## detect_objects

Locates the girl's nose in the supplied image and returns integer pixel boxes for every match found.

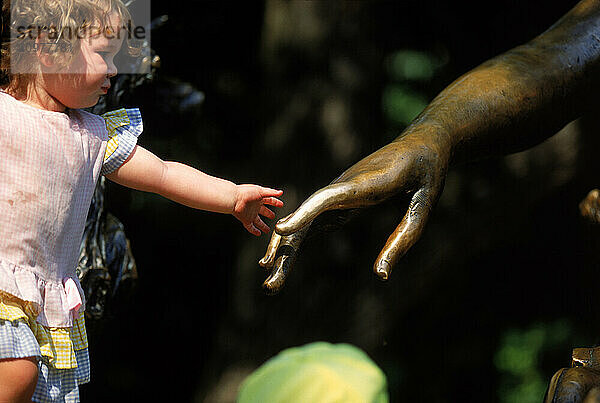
[107,61,118,78]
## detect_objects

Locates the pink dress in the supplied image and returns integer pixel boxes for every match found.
[0,90,141,327]
[0,90,141,401]
[0,91,108,327]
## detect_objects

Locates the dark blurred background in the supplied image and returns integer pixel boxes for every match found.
[80,1,600,402]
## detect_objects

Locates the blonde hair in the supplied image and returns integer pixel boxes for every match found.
[1,0,135,97]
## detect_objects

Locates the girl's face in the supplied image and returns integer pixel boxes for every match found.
[42,13,124,110]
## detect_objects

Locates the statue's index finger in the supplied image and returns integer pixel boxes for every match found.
[275,183,352,235]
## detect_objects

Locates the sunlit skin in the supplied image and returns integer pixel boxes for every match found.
[24,14,124,112]
[1,10,283,401]
[13,12,284,236]
[259,0,600,294]
[0,357,38,402]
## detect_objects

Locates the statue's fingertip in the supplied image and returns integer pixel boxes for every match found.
[262,276,283,295]
[275,221,291,235]
[374,260,391,281]
[258,256,272,269]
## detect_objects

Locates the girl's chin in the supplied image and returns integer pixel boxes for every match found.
[74,96,102,109]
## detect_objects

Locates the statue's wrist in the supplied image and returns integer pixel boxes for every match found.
[393,120,454,164]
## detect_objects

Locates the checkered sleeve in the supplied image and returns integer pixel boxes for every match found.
[100,108,143,175]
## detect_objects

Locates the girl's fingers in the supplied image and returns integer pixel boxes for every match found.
[373,187,434,280]
[260,187,284,197]
[246,222,261,237]
[254,217,271,234]
[263,197,284,208]
[259,206,276,220]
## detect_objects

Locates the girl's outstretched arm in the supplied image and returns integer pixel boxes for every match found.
[105,145,283,236]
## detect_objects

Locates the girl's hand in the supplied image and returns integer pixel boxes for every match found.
[233,185,284,236]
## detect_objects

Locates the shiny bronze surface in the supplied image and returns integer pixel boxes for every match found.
[545,347,600,402]
[260,0,600,294]
[580,189,600,223]
[573,347,600,369]
[259,224,310,295]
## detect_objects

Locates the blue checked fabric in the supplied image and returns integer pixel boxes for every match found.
[100,108,143,175]
[0,318,40,359]
[0,319,90,403]
[33,349,90,403]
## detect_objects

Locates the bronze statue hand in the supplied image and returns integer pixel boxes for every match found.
[259,125,451,293]
[259,225,309,295]
[260,0,600,294]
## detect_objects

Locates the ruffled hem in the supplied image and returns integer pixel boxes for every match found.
[34,348,90,403]
[0,293,88,370]
[0,317,41,360]
[100,108,143,175]
[0,316,90,402]
[0,260,85,327]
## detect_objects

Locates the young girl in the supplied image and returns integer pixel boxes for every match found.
[0,0,283,401]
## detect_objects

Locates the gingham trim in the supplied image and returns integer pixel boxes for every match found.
[0,319,90,403]
[0,318,41,360]
[0,292,87,369]
[100,108,143,175]
[33,349,90,403]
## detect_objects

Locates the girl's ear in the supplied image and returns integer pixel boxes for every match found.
[37,51,53,68]
[38,53,55,68]
[35,34,56,69]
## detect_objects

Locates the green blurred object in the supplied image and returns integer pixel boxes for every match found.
[382,85,429,126]
[494,320,572,403]
[387,50,438,82]
[382,49,445,130]
[237,342,389,403]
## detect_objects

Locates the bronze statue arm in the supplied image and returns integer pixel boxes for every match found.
[420,0,600,161]
[260,0,600,294]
